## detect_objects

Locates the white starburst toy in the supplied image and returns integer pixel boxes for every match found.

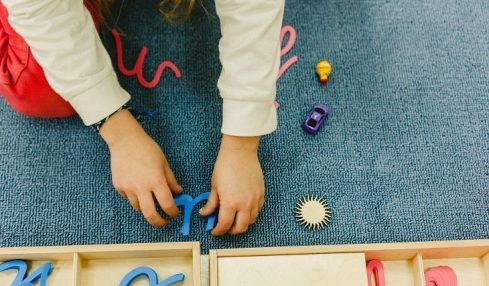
[295,195,332,230]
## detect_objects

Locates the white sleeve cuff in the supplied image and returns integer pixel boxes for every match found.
[68,72,131,126]
[221,99,277,136]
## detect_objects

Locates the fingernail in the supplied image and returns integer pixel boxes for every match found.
[199,208,204,215]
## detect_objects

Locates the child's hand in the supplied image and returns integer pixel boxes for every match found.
[200,135,265,236]
[100,109,182,227]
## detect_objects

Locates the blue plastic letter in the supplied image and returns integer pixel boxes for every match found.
[174,192,217,236]
[0,260,53,286]
[119,266,184,286]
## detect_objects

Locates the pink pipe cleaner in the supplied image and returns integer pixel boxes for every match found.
[277,25,299,81]
[366,260,386,286]
[275,25,298,108]
[425,266,458,286]
[112,29,181,89]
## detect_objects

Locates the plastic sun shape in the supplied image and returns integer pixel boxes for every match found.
[295,195,332,230]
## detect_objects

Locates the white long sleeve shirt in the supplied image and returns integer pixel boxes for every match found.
[3,0,284,136]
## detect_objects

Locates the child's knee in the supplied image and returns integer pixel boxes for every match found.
[0,36,75,118]
[0,67,76,118]
[0,2,75,118]
[0,1,101,118]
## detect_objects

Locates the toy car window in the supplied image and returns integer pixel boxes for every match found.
[314,108,326,115]
[307,118,318,127]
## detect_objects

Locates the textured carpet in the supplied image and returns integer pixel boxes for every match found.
[0,0,488,253]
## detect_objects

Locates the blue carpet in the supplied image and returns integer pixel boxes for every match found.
[0,0,488,253]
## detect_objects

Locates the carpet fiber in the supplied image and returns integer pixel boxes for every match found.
[0,0,488,253]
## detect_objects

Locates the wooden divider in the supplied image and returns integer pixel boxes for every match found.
[73,253,82,286]
[413,253,427,286]
[483,253,489,286]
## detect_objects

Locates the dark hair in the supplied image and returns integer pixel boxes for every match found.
[90,0,195,23]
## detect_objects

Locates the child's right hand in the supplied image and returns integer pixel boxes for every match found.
[99,109,182,227]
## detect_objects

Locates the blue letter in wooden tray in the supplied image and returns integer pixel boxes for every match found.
[120,266,184,286]
[174,192,217,236]
[0,260,53,286]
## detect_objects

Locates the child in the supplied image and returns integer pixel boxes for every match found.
[0,0,284,236]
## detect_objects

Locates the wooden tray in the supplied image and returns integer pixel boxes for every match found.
[1,239,488,285]
[209,240,489,286]
[0,242,201,286]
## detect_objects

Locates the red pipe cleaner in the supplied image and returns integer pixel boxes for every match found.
[112,29,181,89]
[425,266,458,286]
[366,260,386,286]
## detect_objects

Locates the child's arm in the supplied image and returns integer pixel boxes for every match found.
[200,0,285,235]
[3,0,128,125]
[3,0,181,227]
[215,0,285,137]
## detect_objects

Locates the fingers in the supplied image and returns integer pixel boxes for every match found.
[200,189,219,216]
[126,193,140,211]
[250,207,259,225]
[250,192,264,225]
[259,196,265,209]
[164,164,182,194]
[139,192,168,227]
[116,189,128,199]
[153,187,180,218]
[211,208,236,236]
[228,211,251,235]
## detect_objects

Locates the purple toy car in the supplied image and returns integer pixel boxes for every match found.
[302,102,330,135]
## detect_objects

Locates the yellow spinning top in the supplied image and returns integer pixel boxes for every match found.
[316,60,332,84]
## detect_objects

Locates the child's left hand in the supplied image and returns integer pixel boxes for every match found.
[200,135,265,236]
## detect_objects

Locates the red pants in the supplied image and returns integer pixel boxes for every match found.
[0,1,100,118]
